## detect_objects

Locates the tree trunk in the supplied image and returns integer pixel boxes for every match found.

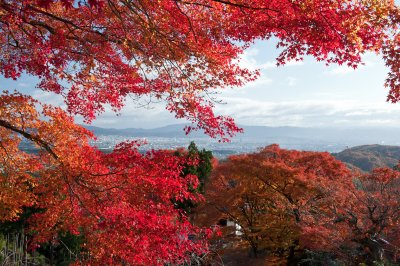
[286,239,299,266]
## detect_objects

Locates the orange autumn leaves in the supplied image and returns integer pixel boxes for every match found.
[0,91,91,221]
[201,145,400,263]
[0,92,208,265]
[201,145,352,256]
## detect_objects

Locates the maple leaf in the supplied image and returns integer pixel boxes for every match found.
[0,0,399,264]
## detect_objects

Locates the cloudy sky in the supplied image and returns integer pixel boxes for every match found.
[214,39,400,129]
[2,39,400,130]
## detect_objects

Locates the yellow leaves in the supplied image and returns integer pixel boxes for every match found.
[123,38,129,48]
[270,183,279,190]
[362,0,393,9]
[0,7,6,16]
[135,60,142,67]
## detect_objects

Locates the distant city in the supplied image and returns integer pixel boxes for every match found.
[19,124,400,158]
[84,124,400,158]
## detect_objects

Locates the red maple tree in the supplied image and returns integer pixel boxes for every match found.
[0,0,399,264]
[328,168,400,264]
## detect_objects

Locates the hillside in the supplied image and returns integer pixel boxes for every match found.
[333,144,400,172]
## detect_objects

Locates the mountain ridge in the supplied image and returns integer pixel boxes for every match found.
[83,124,400,143]
[332,144,400,172]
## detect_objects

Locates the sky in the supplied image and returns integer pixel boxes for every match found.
[215,40,399,129]
[2,39,400,130]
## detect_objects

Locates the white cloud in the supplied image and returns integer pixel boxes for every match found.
[86,98,179,129]
[325,55,375,76]
[285,59,305,67]
[214,97,400,128]
[31,90,65,107]
[249,75,273,87]
[237,47,260,70]
[238,47,304,71]
[287,77,297,87]
[17,82,30,88]
[259,61,276,69]
[326,65,356,76]
[251,59,304,70]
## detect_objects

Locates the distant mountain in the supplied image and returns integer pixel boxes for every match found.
[84,124,200,138]
[82,125,400,160]
[84,124,400,144]
[332,144,400,172]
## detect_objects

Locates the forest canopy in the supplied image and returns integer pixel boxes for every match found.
[1,0,400,264]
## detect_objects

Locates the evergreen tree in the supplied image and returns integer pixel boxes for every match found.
[174,142,213,214]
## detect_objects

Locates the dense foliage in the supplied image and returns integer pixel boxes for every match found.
[201,145,354,262]
[1,0,399,138]
[201,145,400,265]
[1,0,400,264]
[172,142,214,215]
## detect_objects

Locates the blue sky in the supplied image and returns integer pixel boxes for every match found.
[3,39,400,129]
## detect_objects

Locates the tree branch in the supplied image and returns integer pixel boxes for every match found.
[0,119,58,160]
